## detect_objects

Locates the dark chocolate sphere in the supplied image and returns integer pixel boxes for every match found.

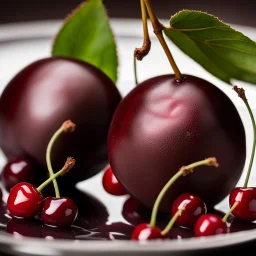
[108,75,246,212]
[0,57,121,184]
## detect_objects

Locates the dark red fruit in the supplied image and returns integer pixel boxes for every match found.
[171,193,206,228]
[0,57,121,184]
[7,182,43,218]
[122,197,151,225]
[6,218,42,238]
[102,166,127,196]
[108,75,245,212]
[229,187,256,221]
[131,223,168,240]
[0,188,2,202]
[41,197,78,227]
[194,214,228,237]
[2,157,43,191]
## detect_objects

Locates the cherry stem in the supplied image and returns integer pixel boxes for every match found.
[134,0,151,61]
[149,157,219,227]
[134,57,138,85]
[161,207,185,236]
[37,157,75,193]
[233,86,256,188]
[46,120,76,198]
[222,201,239,223]
[143,0,183,81]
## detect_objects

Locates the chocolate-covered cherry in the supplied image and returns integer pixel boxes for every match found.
[194,214,228,237]
[2,157,43,191]
[228,87,256,221]
[0,57,121,184]
[7,157,75,218]
[171,193,206,228]
[102,166,127,196]
[108,75,245,212]
[41,197,78,227]
[132,223,167,240]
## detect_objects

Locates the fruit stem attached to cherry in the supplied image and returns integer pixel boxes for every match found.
[37,157,75,193]
[46,120,76,198]
[161,206,186,236]
[150,157,219,227]
[222,201,239,223]
[143,0,183,81]
[233,86,256,188]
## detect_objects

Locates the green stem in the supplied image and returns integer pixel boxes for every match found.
[222,201,239,223]
[134,56,138,85]
[243,100,256,188]
[46,126,64,198]
[161,208,184,236]
[149,158,218,227]
[37,168,65,193]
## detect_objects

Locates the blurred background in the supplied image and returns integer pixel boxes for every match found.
[1,0,256,27]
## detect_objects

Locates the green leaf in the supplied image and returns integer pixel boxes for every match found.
[164,10,256,84]
[52,0,118,83]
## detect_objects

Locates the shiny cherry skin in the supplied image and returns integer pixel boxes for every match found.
[131,223,168,240]
[0,188,2,202]
[2,157,43,191]
[108,75,245,212]
[171,193,207,228]
[7,182,43,218]
[122,197,151,225]
[102,166,127,196]
[194,214,228,237]
[41,197,78,227]
[0,57,121,185]
[229,187,256,221]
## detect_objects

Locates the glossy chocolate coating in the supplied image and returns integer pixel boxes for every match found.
[108,75,246,212]
[0,57,121,184]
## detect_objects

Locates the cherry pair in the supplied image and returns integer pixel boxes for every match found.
[7,120,78,228]
[132,157,218,240]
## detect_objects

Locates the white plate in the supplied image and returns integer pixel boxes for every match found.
[0,19,256,256]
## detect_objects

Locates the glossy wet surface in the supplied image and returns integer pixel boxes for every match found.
[1,172,256,241]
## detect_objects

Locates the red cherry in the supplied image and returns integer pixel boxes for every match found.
[194,214,228,237]
[171,193,207,228]
[0,188,2,202]
[102,167,127,196]
[131,223,168,240]
[41,197,78,227]
[229,187,256,221]
[2,157,43,191]
[7,182,43,218]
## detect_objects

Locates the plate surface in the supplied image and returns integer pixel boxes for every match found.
[0,19,256,256]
